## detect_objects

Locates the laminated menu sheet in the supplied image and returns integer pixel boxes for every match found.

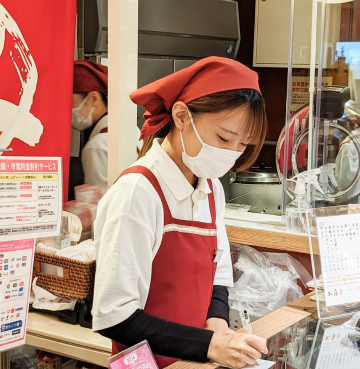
[317,214,360,307]
[0,157,62,241]
[0,239,34,350]
[315,325,360,369]
[109,340,158,369]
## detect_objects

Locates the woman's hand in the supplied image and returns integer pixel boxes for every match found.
[207,332,268,368]
[205,317,236,336]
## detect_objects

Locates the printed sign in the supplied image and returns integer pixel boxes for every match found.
[0,157,62,241]
[109,341,158,369]
[315,325,360,369]
[0,239,34,350]
[290,76,333,115]
[317,214,360,307]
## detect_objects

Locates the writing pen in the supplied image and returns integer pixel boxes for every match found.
[243,310,252,334]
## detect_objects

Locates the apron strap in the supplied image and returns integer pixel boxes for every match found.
[117,166,172,219]
[206,179,216,226]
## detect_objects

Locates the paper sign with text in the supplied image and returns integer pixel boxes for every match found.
[0,157,62,242]
[317,214,360,307]
[315,325,360,369]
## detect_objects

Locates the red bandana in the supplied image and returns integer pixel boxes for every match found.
[130,56,261,140]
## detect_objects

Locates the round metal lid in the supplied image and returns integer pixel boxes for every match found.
[235,166,280,184]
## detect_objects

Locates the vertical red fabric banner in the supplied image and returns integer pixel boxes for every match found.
[0,1,77,202]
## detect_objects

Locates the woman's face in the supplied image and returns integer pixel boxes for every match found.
[72,93,93,118]
[181,106,252,158]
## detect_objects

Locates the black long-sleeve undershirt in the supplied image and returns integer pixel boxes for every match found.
[99,285,229,362]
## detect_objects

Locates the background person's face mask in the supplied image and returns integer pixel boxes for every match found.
[71,95,95,131]
[180,109,243,179]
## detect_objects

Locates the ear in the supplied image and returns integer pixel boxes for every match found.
[88,91,102,106]
[172,101,189,131]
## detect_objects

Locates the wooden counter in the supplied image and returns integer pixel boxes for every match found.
[167,303,313,369]
[225,215,319,255]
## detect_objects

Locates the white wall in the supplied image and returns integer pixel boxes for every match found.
[107,0,138,185]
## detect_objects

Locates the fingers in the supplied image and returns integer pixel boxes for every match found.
[244,334,268,354]
[243,345,262,361]
[242,353,257,366]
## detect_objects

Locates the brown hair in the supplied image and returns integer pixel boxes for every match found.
[138,89,267,171]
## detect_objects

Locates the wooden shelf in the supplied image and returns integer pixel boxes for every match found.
[225,224,319,255]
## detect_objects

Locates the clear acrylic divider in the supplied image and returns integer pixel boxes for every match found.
[306,207,360,321]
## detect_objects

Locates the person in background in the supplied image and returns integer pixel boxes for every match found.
[71,60,143,188]
[72,60,109,186]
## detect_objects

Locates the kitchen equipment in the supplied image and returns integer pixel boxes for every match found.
[229,162,286,215]
[277,87,360,205]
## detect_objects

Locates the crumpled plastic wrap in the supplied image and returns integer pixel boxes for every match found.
[229,246,311,318]
[342,312,360,332]
[55,239,96,262]
[32,277,76,311]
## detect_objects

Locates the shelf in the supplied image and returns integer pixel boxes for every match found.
[225,216,319,255]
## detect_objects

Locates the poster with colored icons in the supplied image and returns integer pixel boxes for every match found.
[0,239,34,351]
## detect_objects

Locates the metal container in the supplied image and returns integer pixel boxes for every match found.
[229,163,285,215]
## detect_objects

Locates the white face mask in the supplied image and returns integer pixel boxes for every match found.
[72,95,95,131]
[180,109,243,179]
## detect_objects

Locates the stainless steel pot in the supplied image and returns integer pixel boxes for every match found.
[229,163,285,215]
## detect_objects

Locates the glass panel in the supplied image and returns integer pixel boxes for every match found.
[278,0,360,215]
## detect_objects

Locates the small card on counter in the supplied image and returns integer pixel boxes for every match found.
[108,340,158,369]
[217,359,275,369]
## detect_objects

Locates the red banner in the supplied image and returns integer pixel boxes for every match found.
[0,1,76,201]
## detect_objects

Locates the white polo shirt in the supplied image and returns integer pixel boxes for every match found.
[82,115,108,187]
[92,138,233,331]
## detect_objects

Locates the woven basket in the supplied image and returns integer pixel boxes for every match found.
[33,251,96,301]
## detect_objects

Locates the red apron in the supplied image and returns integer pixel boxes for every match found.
[112,165,218,369]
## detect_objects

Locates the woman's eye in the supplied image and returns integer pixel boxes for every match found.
[218,136,228,143]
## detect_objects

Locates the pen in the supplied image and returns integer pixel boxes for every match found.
[243,310,252,334]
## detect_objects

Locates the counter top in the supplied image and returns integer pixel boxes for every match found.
[26,312,112,366]
[166,304,312,369]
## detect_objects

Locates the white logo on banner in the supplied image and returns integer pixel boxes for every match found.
[0,4,43,154]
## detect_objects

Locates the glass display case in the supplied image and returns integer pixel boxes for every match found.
[276,0,360,211]
[262,315,360,369]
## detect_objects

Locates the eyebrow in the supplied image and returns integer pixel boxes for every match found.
[219,126,253,139]
[219,126,238,136]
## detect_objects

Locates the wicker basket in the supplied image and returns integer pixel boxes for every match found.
[33,251,96,301]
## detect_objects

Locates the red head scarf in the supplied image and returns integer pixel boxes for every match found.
[73,60,108,96]
[130,56,261,140]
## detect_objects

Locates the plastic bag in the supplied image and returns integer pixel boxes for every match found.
[32,277,76,311]
[229,246,306,318]
[56,239,96,262]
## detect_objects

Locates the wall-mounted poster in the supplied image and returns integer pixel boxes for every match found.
[0,1,76,201]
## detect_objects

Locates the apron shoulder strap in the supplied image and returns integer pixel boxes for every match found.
[117,166,172,219]
[206,179,216,226]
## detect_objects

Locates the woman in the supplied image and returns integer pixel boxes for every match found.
[71,60,109,187]
[92,57,268,368]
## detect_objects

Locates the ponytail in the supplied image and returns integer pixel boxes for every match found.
[137,120,174,159]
